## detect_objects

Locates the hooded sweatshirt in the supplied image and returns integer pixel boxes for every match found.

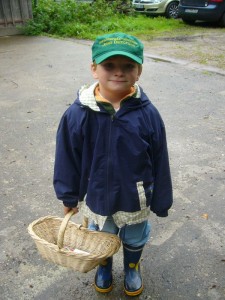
[53,83,173,228]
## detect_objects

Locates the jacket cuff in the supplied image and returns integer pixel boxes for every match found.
[156,210,168,217]
[62,200,78,208]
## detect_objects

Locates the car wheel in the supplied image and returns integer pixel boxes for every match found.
[165,1,179,19]
[219,12,225,27]
[182,18,195,25]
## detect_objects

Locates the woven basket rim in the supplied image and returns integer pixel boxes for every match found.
[28,214,121,260]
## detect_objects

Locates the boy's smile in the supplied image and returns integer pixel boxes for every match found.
[91,56,142,104]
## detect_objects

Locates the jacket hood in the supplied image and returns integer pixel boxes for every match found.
[76,82,150,112]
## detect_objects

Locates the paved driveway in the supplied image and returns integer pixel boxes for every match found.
[0,35,225,300]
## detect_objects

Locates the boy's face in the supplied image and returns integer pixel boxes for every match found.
[91,55,142,102]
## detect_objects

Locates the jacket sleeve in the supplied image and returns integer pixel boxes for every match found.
[53,105,84,208]
[150,115,173,217]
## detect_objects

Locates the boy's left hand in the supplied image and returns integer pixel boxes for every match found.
[63,206,79,215]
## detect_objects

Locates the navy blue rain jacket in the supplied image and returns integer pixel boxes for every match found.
[53,84,173,218]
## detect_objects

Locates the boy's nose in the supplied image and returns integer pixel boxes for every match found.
[114,66,124,75]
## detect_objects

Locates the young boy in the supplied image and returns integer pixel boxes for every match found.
[53,32,173,296]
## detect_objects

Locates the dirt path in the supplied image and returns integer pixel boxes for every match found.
[143,29,225,71]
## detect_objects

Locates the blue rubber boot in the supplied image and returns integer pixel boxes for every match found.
[123,244,144,296]
[94,257,113,293]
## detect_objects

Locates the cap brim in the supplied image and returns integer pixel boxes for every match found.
[94,51,143,64]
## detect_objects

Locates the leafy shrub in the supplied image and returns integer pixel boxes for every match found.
[24,0,134,36]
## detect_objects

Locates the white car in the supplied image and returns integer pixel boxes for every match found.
[132,0,180,18]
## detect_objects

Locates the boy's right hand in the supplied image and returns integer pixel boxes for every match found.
[63,206,79,216]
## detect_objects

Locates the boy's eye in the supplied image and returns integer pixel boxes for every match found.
[102,63,115,71]
[124,64,136,71]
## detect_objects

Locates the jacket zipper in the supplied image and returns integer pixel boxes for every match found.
[106,114,115,213]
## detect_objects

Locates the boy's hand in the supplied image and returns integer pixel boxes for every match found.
[63,206,79,215]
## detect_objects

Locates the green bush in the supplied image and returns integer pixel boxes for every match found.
[24,0,134,36]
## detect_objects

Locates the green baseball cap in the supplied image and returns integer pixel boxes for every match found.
[92,32,144,64]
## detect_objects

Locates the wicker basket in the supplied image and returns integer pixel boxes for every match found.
[27,211,121,273]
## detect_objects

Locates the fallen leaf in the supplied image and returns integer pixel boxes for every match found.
[201,213,208,220]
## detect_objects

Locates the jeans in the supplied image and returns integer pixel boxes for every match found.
[100,216,151,247]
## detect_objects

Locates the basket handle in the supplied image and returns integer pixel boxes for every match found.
[57,211,88,249]
[82,216,88,228]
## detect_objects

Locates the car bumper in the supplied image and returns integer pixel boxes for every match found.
[133,1,168,15]
[179,4,224,22]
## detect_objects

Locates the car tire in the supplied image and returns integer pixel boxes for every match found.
[182,18,195,25]
[165,1,179,19]
[219,12,225,27]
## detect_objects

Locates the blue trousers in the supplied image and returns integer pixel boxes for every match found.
[92,217,151,247]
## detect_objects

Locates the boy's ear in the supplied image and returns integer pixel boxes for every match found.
[138,65,142,76]
[91,63,98,79]
[136,65,142,81]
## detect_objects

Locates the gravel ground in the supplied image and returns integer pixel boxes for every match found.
[143,27,225,71]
